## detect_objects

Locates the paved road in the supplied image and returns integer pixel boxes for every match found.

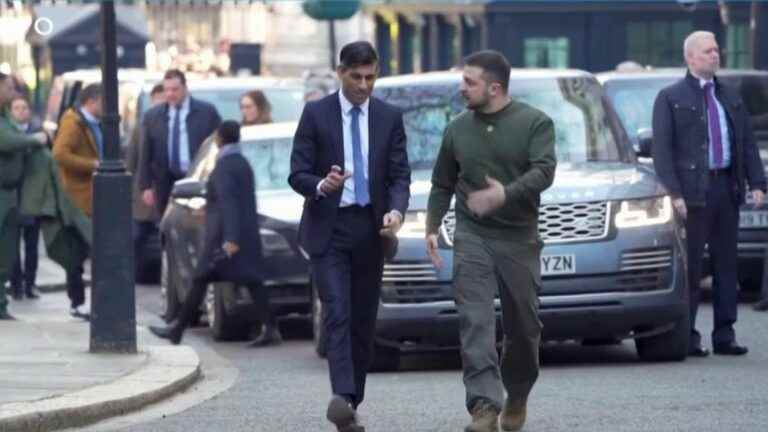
[80,285,768,432]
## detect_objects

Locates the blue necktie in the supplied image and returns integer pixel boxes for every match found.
[350,106,369,206]
[170,108,181,175]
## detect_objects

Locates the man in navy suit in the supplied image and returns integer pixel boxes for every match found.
[139,69,221,217]
[289,41,411,432]
[652,31,766,357]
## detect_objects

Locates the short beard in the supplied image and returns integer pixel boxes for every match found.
[465,94,491,111]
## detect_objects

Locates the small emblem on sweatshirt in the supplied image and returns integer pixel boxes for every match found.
[487,125,494,133]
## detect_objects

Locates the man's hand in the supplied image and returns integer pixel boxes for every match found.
[672,197,687,220]
[222,241,240,257]
[752,189,765,208]
[380,210,403,236]
[467,175,506,218]
[425,234,443,269]
[31,132,48,146]
[142,189,156,207]
[319,165,351,195]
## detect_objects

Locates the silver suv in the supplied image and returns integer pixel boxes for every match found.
[314,69,690,370]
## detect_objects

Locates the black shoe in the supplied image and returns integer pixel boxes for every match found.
[70,306,90,321]
[688,345,710,357]
[713,341,748,356]
[149,324,183,345]
[11,292,23,301]
[248,325,283,348]
[0,310,16,320]
[327,395,364,432]
[25,288,40,299]
[754,299,768,311]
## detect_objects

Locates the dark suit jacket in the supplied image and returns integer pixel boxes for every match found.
[197,150,263,284]
[138,97,221,215]
[289,92,411,256]
[652,70,767,206]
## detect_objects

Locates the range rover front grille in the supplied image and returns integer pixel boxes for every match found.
[441,201,610,245]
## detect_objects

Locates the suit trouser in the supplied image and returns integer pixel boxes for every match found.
[312,205,383,408]
[453,229,542,412]
[685,171,739,346]
[10,217,40,292]
[67,264,85,309]
[179,276,272,330]
[0,208,20,313]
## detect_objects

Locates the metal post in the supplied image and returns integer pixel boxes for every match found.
[329,19,337,69]
[90,0,137,353]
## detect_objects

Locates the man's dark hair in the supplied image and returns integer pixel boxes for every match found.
[0,71,8,82]
[163,69,187,86]
[217,120,240,145]
[150,83,164,96]
[78,83,102,105]
[339,41,378,69]
[464,50,511,92]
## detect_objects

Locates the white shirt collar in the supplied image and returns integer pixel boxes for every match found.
[698,77,715,89]
[13,121,28,131]
[170,96,190,113]
[80,108,98,124]
[338,91,370,116]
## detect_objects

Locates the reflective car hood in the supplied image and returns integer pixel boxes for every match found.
[406,162,668,211]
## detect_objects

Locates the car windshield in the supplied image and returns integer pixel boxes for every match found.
[602,76,678,144]
[374,76,626,182]
[604,74,768,157]
[140,87,305,123]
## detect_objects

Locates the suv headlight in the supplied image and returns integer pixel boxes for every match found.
[398,211,426,239]
[615,196,673,228]
[260,228,292,255]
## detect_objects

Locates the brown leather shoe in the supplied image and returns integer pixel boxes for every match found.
[465,401,499,432]
[500,398,527,431]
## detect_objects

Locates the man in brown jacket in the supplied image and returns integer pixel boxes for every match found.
[52,83,102,320]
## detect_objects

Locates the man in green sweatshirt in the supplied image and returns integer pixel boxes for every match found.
[0,72,48,320]
[426,51,556,432]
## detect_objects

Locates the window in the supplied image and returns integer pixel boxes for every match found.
[626,21,691,67]
[726,23,752,69]
[524,37,569,68]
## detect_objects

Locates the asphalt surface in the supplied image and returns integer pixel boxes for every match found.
[80,285,768,432]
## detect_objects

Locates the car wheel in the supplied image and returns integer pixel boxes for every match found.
[635,311,690,362]
[369,345,400,372]
[311,280,327,358]
[161,248,180,323]
[207,282,250,341]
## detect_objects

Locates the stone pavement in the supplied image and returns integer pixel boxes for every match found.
[0,291,199,432]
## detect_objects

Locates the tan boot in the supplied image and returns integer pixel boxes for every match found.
[500,398,527,431]
[465,401,499,432]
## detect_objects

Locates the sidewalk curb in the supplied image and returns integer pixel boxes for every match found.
[0,345,200,432]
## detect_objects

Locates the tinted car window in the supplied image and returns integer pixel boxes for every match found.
[603,77,676,144]
[374,76,625,181]
[604,74,768,154]
[140,87,305,123]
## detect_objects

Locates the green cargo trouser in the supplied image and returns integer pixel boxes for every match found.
[453,229,543,412]
[0,207,20,313]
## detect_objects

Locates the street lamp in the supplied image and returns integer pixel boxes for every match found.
[90,0,136,354]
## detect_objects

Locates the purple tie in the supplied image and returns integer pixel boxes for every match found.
[704,82,723,168]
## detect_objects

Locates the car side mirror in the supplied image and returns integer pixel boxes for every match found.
[171,179,205,199]
[636,128,653,158]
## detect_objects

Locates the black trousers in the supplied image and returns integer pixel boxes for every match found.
[10,217,40,292]
[67,264,85,309]
[311,205,383,408]
[686,170,739,346]
[178,276,273,330]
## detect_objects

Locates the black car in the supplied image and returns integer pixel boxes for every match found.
[160,122,310,340]
[598,69,768,290]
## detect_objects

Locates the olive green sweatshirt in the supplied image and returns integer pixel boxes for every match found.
[426,99,556,241]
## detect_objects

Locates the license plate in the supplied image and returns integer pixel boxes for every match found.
[739,211,768,228]
[541,254,576,276]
